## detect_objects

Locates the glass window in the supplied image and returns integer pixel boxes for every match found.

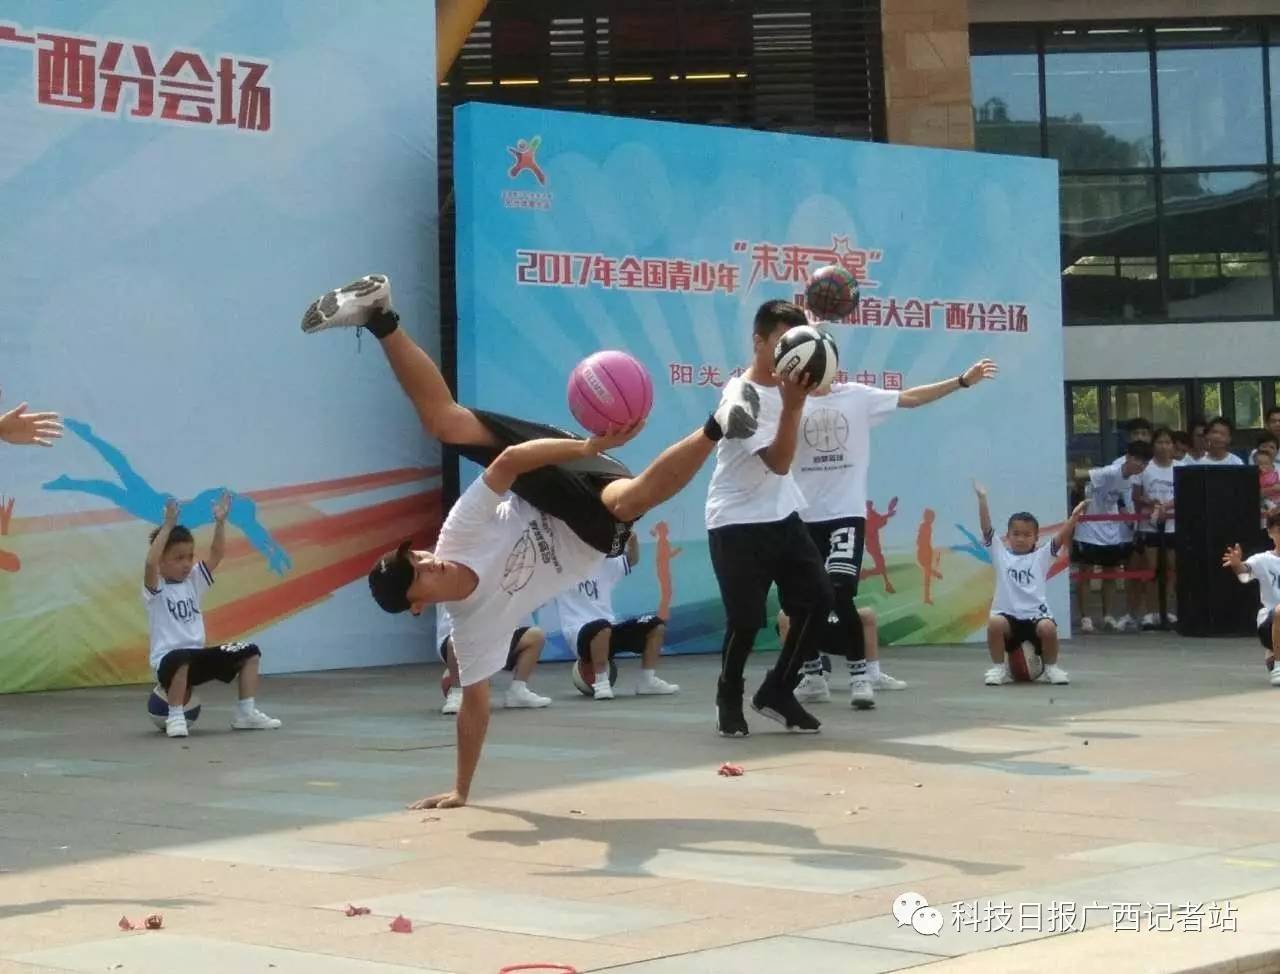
[1071,386,1099,434]
[1061,175,1161,323]
[1202,382,1223,419]
[1045,28,1154,168]
[971,28,1041,156]
[1164,170,1272,318]
[1272,40,1280,161]
[1156,27,1266,166]
[1234,379,1264,429]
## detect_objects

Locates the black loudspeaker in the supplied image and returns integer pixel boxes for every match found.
[1175,465,1264,637]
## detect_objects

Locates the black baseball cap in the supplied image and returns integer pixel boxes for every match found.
[368,541,415,614]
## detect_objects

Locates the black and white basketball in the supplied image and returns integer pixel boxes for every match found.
[773,325,840,391]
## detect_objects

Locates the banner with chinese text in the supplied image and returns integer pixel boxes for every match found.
[0,1,440,692]
[455,104,1066,656]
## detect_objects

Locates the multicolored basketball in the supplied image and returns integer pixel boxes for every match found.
[1007,642,1045,683]
[571,659,619,697]
[805,264,860,319]
[774,325,840,391]
[567,351,654,436]
[146,685,202,730]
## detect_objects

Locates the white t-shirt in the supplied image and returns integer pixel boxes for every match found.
[1075,464,1134,547]
[436,604,533,653]
[555,554,631,648]
[1137,460,1177,535]
[1243,551,1280,627]
[436,478,605,686]
[985,533,1056,621]
[705,378,806,530]
[1190,453,1244,466]
[142,561,214,669]
[792,382,900,523]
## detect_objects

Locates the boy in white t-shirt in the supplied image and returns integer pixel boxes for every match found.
[1223,509,1280,686]
[1072,440,1152,632]
[1133,427,1178,628]
[303,274,758,810]
[143,496,281,738]
[789,358,998,708]
[555,533,678,700]
[1190,417,1244,467]
[705,300,831,738]
[976,481,1086,686]
[436,605,550,715]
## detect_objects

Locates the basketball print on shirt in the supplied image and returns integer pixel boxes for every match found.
[501,514,563,595]
[803,407,850,456]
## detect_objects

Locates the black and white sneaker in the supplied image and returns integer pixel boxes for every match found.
[713,381,760,440]
[752,681,821,733]
[301,274,393,333]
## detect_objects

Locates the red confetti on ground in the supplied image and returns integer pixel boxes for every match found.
[499,965,579,973]
[118,916,135,931]
[389,914,413,933]
[718,763,744,777]
[144,914,163,930]
[344,905,372,917]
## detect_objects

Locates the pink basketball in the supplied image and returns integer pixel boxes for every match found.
[567,350,654,436]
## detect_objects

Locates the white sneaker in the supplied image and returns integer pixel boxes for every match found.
[591,681,615,701]
[1140,613,1158,630]
[1269,667,1280,687]
[637,675,680,695]
[1119,614,1139,633]
[849,677,876,710]
[1079,617,1096,634]
[1043,664,1070,685]
[712,380,760,440]
[165,714,189,738]
[1102,616,1121,633]
[873,672,908,691]
[441,687,463,715]
[232,709,282,730]
[505,684,552,709]
[1166,612,1178,624]
[301,274,392,333]
[793,673,831,703]
[984,664,1013,686]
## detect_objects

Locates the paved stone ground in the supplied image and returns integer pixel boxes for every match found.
[3,634,1280,973]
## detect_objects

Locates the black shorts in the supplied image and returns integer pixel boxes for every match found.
[454,409,633,557]
[708,512,833,629]
[1134,531,1173,554]
[804,515,866,596]
[1260,610,1275,652]
[998,614,1051,653]
[439,628,530,673]
[575,615,665,660]
[156,643,261,691]
[1072,541,1132,568]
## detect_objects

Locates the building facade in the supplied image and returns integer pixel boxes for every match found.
[442,0,1280,480]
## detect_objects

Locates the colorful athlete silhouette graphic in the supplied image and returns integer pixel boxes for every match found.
[916,508,944,605]
[649,520,683,620]
[951,523,991,564]
[862,497,898,593]
[507,135,546,185]
[0,495,18,572]
[43,419,291,575]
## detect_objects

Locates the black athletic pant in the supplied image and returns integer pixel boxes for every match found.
[802,516,868,664]
[708,513,833,693]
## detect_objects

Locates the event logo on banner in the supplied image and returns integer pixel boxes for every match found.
[0,0,439,693]
[455,104,1065,660]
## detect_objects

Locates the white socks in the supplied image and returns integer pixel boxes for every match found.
[237,697,255,717]
[168,705,185,719]
[866,660,882,681]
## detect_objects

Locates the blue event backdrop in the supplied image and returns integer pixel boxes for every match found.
[454,103,1066,660]
[0,0,439,693]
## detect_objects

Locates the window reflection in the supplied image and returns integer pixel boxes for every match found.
[1046,29,1153,168]
[1157,37,1266,166]
[1061,175,1161,322]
